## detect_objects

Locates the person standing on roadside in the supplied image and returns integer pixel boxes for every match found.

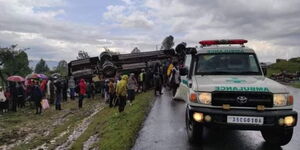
[9,82,18,112]
[62,79,68,101]
[116,75,128,112]
[16,83,25,108]
[0,87,8,113]
[46,80,51,100]
[40,80,47,96]
[153,72,163,95]
[127,73,137,104]
[78,79,87,108]
[138,69,145,92]
[108,79,116,107]
[54,80,62,110]
[68,76,75,100]
[169,62,180,97]
[90,81,96,99]
[49,79,55,104]
[31,80,43,114]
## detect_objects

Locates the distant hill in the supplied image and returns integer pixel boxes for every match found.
[29,60,59,70]
[267,57,300,76]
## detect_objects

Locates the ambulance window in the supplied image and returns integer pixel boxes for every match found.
[249,55,259,72]
[184,55,191,69]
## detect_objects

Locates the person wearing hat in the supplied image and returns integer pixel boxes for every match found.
[116,75,128,112]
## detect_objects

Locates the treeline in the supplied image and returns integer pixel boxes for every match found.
[0,45,67,86]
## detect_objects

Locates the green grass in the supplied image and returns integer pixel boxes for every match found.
[267,60,300,77]
[291,81,300,88]
[269,61,300,73]
[0,97,102,150]
[71,91,155,150]
[267,68,281,77]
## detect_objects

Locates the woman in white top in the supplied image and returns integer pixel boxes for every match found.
[0,87,8,113]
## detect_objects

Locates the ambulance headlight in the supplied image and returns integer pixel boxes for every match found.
[198,92,212,105]
[273,94,288,106]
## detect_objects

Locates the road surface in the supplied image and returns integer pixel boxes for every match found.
[132,86,300,150]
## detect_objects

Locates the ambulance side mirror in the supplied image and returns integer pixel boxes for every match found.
[260,63,267,76]
[180,67,188,76]
[262,67,267,76]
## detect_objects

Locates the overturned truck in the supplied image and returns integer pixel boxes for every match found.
[68,44,196,81]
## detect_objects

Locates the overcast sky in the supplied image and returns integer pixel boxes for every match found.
[0,0,299,64]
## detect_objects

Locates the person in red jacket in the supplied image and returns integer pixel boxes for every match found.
[40,80,47,96]
[78,79,87,108]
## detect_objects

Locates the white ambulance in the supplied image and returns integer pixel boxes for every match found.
[175,39,297,146]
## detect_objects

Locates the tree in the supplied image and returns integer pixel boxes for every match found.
[77,50,90,59]
[0,45,32,85]
[35,58,49,73]
[56,60,68,76]
[160,35,174,50]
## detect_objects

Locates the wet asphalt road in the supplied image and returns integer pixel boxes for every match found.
[132,86,300,150]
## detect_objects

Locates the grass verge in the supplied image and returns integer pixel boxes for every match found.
[291,81,300,88]
[72,91,155,150]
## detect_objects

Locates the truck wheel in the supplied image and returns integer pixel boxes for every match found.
[186,108,203,144]
[261,128,293,146]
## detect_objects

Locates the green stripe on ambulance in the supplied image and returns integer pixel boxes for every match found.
[215,86,269,92]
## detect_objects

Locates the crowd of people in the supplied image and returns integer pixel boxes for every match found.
[101,60,181,113]
[0,60,181,115]
[0,76,97,114]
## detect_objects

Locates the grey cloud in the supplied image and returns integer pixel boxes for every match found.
[144,0,300,61]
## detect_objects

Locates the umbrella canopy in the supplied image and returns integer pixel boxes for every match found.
[38,74,48,80]
[7,75,25,82]
[26,73,41,79]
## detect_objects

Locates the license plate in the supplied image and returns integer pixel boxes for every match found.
[227,116,264,125]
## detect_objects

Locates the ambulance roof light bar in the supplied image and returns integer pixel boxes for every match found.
[199,39,248,47]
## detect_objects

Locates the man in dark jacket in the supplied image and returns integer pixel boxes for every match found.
[16,83,25,108]
[9,82,18,112]
[62,79,68,101]
[54,80,62,110]
[31,81,43,114]
[153,72,162,95]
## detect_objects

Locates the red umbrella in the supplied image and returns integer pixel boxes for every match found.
[7,75,25,82]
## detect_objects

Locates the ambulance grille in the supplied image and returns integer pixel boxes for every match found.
[212,92,273,107]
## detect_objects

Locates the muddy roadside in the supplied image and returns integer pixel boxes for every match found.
[0,97,105,150]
